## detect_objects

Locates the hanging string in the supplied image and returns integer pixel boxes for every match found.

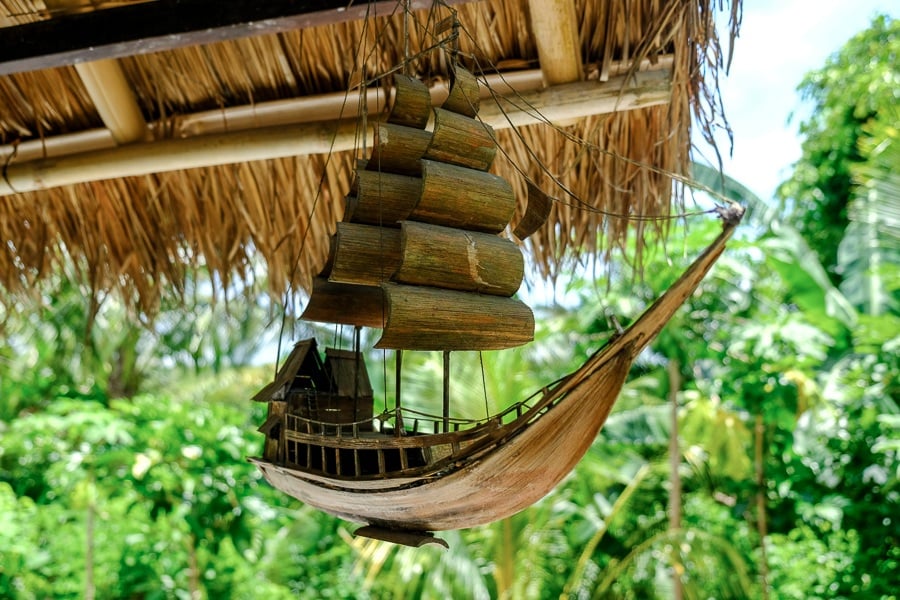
[403,0,411,77]
[479,351,490,419]
[273,1,377,375]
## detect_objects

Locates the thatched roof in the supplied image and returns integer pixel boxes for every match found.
[0,0,740,314]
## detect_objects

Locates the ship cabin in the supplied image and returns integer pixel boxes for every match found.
[253,339,427,478]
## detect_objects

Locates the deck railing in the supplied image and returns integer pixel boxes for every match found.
[275,374,572,478]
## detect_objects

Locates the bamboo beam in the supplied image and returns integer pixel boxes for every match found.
[526,0,583,85]
[74,59,149,144]
[0,69,672,196]
[43,0,149,144]
[478,68,671,129]
[0,119,360,195]
[0,0,469,76]
[2,58,672,163]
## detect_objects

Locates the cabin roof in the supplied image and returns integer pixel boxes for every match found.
[251,338,321,402]
[0,0,740,314]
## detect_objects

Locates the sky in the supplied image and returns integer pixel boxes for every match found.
[707,0,898,202]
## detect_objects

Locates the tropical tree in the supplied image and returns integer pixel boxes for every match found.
[777,14,899,282]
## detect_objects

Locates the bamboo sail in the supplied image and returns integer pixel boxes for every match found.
[301,65,534,351]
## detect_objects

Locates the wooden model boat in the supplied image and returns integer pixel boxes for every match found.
[251,62,743,547]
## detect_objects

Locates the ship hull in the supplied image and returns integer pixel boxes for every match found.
[251,351,629,531]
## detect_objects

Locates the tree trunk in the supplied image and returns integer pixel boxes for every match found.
[667,359,683,600]
[495,518,514,599]
[85,475,96,600]
[186,533,202,600]
[755,413,770,600]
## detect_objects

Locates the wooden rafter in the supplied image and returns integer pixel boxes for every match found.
[0,0,468,76]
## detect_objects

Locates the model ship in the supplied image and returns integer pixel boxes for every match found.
[250,64,742,547]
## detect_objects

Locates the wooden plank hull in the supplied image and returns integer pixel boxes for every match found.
[251,351,629,531]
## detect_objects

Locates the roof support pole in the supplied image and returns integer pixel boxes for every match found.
[526,0,583,85]
[74,59,149,144]
[41,0,147,144]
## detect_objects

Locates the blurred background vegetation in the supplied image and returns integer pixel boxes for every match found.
[1,14,897,600]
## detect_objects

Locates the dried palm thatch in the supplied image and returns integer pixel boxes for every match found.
[0,0,740,315]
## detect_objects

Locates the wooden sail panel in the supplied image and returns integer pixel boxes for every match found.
[395,221,524,297]
[423,108,496,171]
[413,159,515,233]
[328,222,401,286]
[301,279,386,329]
[375,284,534,351]
[368,122,431,176]
[512,180,553,240]
[387,74,432,130]
[442,65,479,117]
[350,169,422,225]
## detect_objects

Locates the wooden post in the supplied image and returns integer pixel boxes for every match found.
[395,350,403,435]
[443,351,451,433]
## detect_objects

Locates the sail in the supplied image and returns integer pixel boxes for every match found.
[301,65,535,351]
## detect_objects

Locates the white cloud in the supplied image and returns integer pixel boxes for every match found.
[703,1,898,200]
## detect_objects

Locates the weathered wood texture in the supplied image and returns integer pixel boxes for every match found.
[328,223,401,286]
[252,339,325,402]
[0,0,467,76]
[300,279,385,328]
[424,108,496,171]
[387,74,432,129]
[325,348,374,398]
[262,400,287,461]
[395,221,524,296]
[442,65,480,117]
[348,169,422,225]
[368,123,431,176]
[512,180,553,240]
[414,160,516,233]
[376,283,534,350]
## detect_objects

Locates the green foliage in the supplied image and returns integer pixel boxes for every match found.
[2,16,898,598]
[838,103,900,315]
[778,14,899,279]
